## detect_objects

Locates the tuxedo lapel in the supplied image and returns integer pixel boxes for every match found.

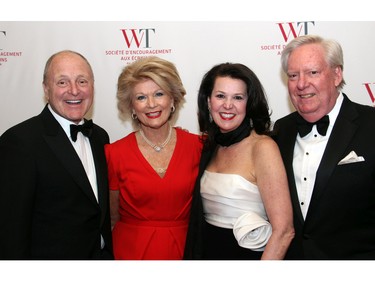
[276,113,305,223]
[40,107,98,205]
[308,95,359,212]
[89,132,109,225]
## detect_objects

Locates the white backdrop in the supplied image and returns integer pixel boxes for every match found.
[1,21,375,143]
[1,6,375,278]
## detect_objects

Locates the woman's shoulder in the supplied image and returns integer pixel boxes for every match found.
[247,132,278,152]
[175,127,200,139]
[175,127,203,148]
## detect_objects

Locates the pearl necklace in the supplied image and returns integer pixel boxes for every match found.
[139,125,172,152]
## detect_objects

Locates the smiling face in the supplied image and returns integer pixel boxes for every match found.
[208,76,248,133]
[43,52,94,124]
[286,43,342,123]
[131,78,173,130]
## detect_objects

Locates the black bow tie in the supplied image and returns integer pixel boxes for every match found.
[70,120,93,142]
[296,114,329,137]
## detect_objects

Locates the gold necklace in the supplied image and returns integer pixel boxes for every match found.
[139,125,172,152]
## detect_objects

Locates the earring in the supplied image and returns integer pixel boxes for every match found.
[208,105,213,123]
[131,113,138,120]
[171,105,175,113]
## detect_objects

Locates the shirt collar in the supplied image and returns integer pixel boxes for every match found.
[47,104,84,138]
[326,92,344,128]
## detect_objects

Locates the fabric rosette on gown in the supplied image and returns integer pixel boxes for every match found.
[233,211,272,251]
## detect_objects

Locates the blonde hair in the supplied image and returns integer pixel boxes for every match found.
[117,56,186,126]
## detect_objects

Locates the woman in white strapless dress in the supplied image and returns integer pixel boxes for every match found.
[184,63,295,260]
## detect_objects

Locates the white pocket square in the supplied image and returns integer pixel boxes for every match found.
[338,151,365,165]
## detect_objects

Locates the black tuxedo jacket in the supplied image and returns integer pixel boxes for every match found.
[273,94,375,259]
[0,105,113,259]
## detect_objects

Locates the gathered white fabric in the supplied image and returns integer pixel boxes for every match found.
[233,211,272,251]
[201,171,272,251]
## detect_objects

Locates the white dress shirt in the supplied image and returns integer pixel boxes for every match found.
[293,93,343,219]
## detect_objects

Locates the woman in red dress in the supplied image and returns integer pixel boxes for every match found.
[105,56,202,260]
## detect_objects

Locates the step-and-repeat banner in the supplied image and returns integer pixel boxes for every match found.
[1,21,374,142]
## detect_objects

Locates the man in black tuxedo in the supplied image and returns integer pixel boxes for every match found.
[0,50,113,259]
[273,35,375,259]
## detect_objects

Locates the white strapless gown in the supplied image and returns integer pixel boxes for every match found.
[201,170,272,251]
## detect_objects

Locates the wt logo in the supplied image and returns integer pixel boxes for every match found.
[120,28,156,48]
[363,83,375,104]
[277,22,315,42]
